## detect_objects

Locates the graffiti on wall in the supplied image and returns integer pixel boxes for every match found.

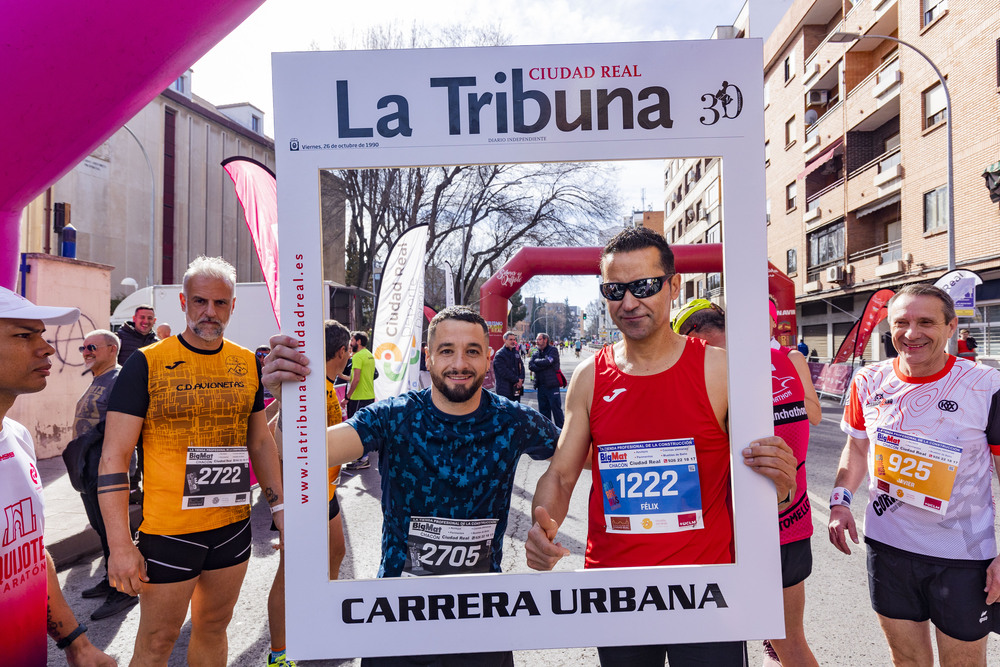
[48,312,97,373]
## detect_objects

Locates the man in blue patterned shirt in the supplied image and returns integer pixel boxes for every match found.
[263,306,559,666]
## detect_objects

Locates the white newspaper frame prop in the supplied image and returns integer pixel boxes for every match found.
[273,40,778,660]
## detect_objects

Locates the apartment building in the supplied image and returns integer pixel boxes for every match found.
[764,0,1000,360]
[663,157,725,306]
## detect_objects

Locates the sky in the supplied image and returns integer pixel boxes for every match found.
[193,0,747,307]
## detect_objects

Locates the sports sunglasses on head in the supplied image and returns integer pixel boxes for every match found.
[599,274,672,301]
[671,299,725,335]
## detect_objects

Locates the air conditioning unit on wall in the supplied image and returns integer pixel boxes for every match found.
[807,90,828,106]
[826,265,845,282]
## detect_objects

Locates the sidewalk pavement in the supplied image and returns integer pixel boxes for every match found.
[40,456,140,571]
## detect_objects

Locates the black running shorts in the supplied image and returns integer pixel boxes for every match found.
[137,518,252,584]
[867,539,995,642]
[597,640,748,666]
[780,537,813,588]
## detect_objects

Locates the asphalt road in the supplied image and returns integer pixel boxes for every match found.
[53,348,1000,665]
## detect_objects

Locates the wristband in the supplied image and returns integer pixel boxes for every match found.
[830,487,853,509]
[56,623,87,650]
[269,504,284,515]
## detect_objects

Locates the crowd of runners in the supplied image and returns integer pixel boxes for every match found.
[6,226,1000,666]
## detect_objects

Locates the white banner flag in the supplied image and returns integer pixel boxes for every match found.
[443,260,455,308]
[934,269,982,317]
[372,225,428,400]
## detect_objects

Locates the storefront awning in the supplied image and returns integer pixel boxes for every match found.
[857,193,901,218]
[798,137,844,180]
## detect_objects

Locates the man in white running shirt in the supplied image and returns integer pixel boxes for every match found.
[830,283,1000,667]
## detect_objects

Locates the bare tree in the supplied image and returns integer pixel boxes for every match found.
[424,162,620,305]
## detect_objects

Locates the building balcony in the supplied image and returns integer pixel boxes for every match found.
[872,57,900,99]
[846,57,901,132]
[803,61,823,87]
[843,0,898,44]
[804,101,845,160]
[848,239,903,282]
[848,148,902,210]
[804,178,845,230]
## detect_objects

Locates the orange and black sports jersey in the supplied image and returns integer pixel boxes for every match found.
[327,377,343,498]
[109,334,263,535]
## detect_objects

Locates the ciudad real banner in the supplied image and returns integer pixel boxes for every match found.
[272,39,780,659]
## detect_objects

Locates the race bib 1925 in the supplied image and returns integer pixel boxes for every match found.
[873,427,961,516]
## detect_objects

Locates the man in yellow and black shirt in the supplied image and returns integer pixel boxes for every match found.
[98,256,285,666]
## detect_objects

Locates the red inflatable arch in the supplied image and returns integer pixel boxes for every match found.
[479,244,797,352]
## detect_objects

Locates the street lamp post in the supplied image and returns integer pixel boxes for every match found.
[830,31,954,271]
[122,124,157,287]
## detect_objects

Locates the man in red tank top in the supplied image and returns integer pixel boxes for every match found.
[526,227,797,667]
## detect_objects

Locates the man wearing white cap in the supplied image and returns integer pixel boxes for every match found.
[0,287,116,665]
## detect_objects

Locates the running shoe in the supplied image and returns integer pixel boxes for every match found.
[81,579,113,599]
[90,590,139,620]
[762,639,781,664]
[344,455,370,470]
[267,652,297,666]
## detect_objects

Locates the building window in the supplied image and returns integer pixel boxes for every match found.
[808,220,844,267]
[923,0,947,25]
[923,185,948,232]
[707,273,722,293]
[784,53,794,82]
[171,76,185,94]
[764,81,770,107]
[766,198,772,224]
[787,248,798,274]
[705,179,719,210]
[786,181,797,211]
[706,222,721,244]
[923,83,947,128]
[785,116,796,146]
[251,115,262,134]
[764,140,771,165]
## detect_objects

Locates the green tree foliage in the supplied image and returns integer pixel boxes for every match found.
[507,290,527,328]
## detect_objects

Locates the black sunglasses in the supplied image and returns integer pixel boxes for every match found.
[599,275,672,301]
[78,344,107,353]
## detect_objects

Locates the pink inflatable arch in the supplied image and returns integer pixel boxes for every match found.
[479,244,797,352]
[0,0,266,288]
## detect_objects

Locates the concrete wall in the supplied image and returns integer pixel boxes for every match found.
[20,89,283,301]
[8,254,112,459]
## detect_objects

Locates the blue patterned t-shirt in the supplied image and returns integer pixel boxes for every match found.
[347,388,559,577]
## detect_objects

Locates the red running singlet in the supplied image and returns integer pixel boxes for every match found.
[586,337,733,568]
[771,345,812,544]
